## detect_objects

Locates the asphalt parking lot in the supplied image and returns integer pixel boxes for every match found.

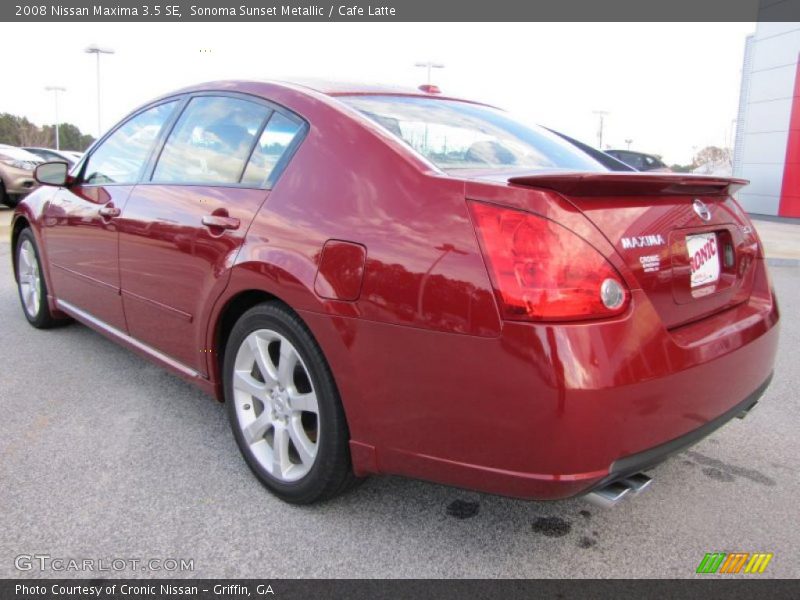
[1,205,798,578]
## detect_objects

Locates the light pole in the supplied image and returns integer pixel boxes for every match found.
[414,61,445,85]
[625,138,633,150]
[44,86,66,150]
[85,44,115,136]
[593,110,609,149]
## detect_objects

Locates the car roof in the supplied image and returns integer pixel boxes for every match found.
[168,79,488,108]
[281,79,432,97]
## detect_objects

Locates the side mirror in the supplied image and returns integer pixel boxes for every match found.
[34,161,69,187]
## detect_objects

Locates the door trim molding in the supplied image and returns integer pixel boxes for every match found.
[121,289,193,322]
[55,298,201,380]
[51,263,119,293]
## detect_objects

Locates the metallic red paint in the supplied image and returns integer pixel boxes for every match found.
[117,184,269,375]
[12,80,780,501]
[42,183,131,331]
[314,240,367,301]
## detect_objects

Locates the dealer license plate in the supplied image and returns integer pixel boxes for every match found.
[687,232,720,288]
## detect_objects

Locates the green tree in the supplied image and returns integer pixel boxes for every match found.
[0,113,47,146]
[0,112,94,150]
[43,123,95,151]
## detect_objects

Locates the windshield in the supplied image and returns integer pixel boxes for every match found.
[341,95,606,173]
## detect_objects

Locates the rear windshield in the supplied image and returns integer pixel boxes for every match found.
[341,95,606,172]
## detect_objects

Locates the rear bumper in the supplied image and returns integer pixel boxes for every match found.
[588,372,772,493]
[305,261,780,501]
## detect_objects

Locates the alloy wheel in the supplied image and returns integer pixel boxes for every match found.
[17,239,41,318]
[232,329,320,482]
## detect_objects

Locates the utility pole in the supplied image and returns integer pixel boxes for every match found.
[44,86,66,150]
[85,44,115,136]
[593,110,609,149]
[414,61,445,85]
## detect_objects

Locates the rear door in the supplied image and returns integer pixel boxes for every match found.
[42,100,179,330]
[117,94,306,375]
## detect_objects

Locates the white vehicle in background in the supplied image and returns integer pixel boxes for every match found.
[62,150,84,162]
[23,147,80,168]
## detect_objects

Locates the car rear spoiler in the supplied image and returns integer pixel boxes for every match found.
[507,172,748,197]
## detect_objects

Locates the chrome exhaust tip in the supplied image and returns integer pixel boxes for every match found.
[621,472,652,495]
[584,472,652,508]
[737,400,759,419]
[584,482,631,508]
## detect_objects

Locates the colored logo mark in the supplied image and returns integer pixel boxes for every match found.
[696,552,773,574]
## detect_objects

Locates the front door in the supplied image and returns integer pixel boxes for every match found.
[42,100,179,331]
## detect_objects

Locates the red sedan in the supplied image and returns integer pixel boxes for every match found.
[11,81,779,505]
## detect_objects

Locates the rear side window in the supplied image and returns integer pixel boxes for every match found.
[152,96,270,185]
[241,112,304,188]
[83,101,178,185]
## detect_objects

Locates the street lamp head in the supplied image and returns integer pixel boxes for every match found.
[45,86,66,92]
[414,61,445,69]
[85,44,115,55]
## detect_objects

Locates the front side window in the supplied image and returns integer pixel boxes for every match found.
[241,112,304,188]
[341,95,606,172]
[83,101,178,185]
[152,96,270,185]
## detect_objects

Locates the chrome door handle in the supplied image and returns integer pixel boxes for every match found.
[98,205,121,218]
[202,215,240,230]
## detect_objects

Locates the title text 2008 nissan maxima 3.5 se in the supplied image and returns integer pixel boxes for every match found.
[11,81,779,506]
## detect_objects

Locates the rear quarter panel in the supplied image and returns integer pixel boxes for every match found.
[204,83,501,440]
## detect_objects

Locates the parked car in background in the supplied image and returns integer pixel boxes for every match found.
[62,150,84,162]
[547,130,635,172]
[11,81,778,506]
[0,145,42,207]
[605,149,671,172]
[23,147,78,168]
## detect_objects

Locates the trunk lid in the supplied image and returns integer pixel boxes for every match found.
[506,172,760,329]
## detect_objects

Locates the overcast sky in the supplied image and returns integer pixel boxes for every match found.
[3,22,753,164]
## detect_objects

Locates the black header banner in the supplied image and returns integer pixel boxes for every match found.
[3,0,800,22]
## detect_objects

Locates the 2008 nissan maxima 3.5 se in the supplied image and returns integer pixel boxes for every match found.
[12,80,779,505]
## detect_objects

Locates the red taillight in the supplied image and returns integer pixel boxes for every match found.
[468,200,629,322]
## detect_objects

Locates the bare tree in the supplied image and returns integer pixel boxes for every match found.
[694,146,732,169]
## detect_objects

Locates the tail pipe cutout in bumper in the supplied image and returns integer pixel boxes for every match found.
[584,372,772,508]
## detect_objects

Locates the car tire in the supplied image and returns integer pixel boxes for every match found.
[223,302,359,504]
[15,228,62,328]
